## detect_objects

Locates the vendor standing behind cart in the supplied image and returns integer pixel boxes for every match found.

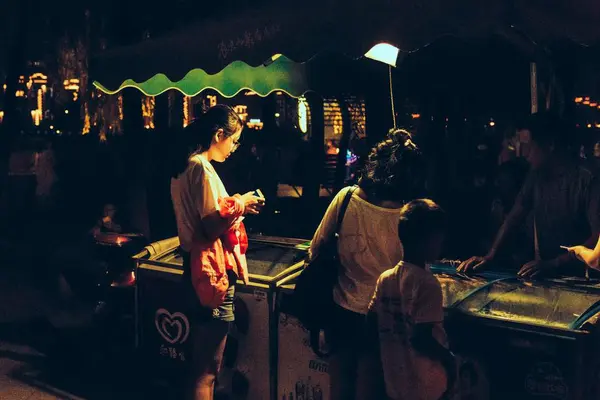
[309,129,426,400]
[459,112,600,278]
[170,105,264,400]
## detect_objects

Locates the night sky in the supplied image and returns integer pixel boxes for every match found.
[1,0,599,107]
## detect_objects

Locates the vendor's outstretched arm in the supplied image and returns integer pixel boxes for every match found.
[488,170,538,257]
[476,171,534,263]
[563,235,600,271]
[580,178,600,268]
[558,177,600,270]
[488,200,528,258]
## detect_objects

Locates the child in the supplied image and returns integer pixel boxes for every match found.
[368,199,456,400]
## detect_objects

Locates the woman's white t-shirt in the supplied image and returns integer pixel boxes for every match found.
[171,154,229,252]
[309,186,404,315]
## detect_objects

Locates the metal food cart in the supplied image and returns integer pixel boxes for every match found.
[276,264,600,400]
[273,264,504,400]
[133,235,307,400]
[276,273,328,400]
[135,239,600,400]
[446,275,600,400]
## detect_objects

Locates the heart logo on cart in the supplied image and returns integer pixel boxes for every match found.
[154,308,190,345]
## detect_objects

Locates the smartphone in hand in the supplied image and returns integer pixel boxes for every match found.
[254,189,265,203]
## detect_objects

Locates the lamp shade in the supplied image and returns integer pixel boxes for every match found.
[364,43,400,67]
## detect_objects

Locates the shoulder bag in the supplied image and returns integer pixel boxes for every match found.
[292,186,357,356]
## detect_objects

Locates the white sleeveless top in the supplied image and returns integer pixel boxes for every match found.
[309,186,404,315]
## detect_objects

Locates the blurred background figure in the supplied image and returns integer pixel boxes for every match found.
[91,203,123,236]
[34,140,57,210]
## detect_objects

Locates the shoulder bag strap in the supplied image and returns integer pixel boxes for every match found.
[334,186,357,236]
[308,186,357,359]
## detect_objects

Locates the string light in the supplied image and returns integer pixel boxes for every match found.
[183,96,191,127]
[37,89,43,123]
[207,95,217,107]
[324,99,343,135]
[118,95,124,120]
[247,119,264,130]
[82,103,91,135]
[141,96,155,129]
[30,110,41,126]
[233,105,248,123]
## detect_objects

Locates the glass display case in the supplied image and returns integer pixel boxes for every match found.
[446,277,600,400]
[430,264,510,309]
[454,278,600,330]
[435,272,495,308]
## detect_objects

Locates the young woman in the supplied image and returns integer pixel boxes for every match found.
[309,129,426,400]
[170,105,264,400]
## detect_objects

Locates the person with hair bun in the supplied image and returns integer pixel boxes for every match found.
[170,104,265,400]
[309,128,426,400]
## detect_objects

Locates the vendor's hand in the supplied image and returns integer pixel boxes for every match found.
[561,245,599,269]
[457,254,494,274]
[517,259,558,280]
[239,192,265,215]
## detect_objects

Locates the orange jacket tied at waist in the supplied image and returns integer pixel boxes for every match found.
[190,196,249,309]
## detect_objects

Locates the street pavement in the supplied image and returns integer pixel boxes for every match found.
[0,249,171,399]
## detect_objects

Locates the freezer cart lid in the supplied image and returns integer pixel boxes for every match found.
[247,235,310,249]
[243,241,306,283]
[454,278,600,330]
[430,263,512,309]
[434,273,502,309]
[139,236,308,284]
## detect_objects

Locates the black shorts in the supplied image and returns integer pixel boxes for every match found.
[181,249,236,323]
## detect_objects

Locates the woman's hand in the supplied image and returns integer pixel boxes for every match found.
[239,192,265,215]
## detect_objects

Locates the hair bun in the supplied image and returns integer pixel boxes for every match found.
[358,126,425,202]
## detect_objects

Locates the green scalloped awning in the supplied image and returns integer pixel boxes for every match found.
[92,55,310,98]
